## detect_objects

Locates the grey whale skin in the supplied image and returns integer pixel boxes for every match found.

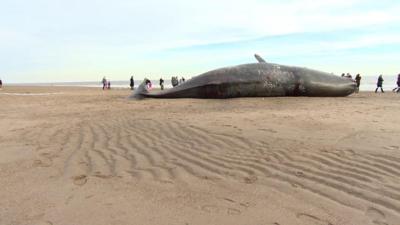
[133,55,356,99]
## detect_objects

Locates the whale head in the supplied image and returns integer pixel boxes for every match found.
[292,67,356,97]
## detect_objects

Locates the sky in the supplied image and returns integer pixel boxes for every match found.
[1,0,400,83]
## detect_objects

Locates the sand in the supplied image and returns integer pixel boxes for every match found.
[1,86,400,225]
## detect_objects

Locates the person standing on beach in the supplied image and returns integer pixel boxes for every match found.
[0,78,2,89]
[145,78,152,89]
[107,80,111,89]
[130,76,134,90]
[102,77,107,90]
[393,74,400,93]
[159,78,164,90]
[171,76,178,87]
[375,75,384,93]
[355,74,361,93]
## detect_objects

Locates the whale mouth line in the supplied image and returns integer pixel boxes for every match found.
[306,80,356,96]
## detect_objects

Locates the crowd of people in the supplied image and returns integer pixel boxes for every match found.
[128,76,185,90]
[341,73,400,94]
[102,77,111,90]
[170,76,186,87]
[99,73,400,94]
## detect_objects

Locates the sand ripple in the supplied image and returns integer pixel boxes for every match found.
[17,115,400,220]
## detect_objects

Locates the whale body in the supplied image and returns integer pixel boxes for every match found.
[132,55,356,99]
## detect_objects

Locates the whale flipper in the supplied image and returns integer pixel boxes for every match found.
[254,54,266,63]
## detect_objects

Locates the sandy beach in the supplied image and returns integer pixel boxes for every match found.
[1,86,399,225]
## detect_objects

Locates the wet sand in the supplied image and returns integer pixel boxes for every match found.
[1,86,400,225]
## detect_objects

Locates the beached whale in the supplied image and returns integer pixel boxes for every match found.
[132,54,356,99]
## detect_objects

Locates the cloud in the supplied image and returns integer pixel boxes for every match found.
[1,0,400,82]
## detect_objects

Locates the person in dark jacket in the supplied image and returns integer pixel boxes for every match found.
[355,74,361,93]
[159,78,164,90]
[393,74,400,93]
[102,77,107,90]
[171,76,178,87]
[130,76,134,90]
[375,75,384,93]
[0,78,2,89]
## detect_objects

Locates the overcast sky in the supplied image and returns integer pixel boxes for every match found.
[1,0,400,83]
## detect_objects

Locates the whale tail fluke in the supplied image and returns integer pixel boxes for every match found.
[130,79,149,99]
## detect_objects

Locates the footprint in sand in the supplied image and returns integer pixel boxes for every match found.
[366,207,388,225]
[295,171,304,177]
[227,208,241,215]
[72,175,88,186]
[258,128,278,133]
[244,175,258,184]
[384,145,399,151]
[201,205,241,215]
[221,197,235,203]
[201,205,220,213]
[296,213,333,225]
[33,158,53,167]
[291,182,304,189]
[93,173,113,179]
[344,148,356,155]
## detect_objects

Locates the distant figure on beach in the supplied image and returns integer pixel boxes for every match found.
[393,74,400,93]
[0,78,2,89]
[130,76,134,90]
[355,74,361,93]
[145,78,152,89]
[182,77,185,83]
[102,77,107,90]
[159,78,164,90]
[375,75,384,93]
[345,73,352,79]
[171,76,178,87]
[107,80,111,89]
[341,73,345,77]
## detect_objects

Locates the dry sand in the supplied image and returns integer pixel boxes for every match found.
[1,86,400,225]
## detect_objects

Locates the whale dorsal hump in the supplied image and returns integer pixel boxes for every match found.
[254,54,266,63]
